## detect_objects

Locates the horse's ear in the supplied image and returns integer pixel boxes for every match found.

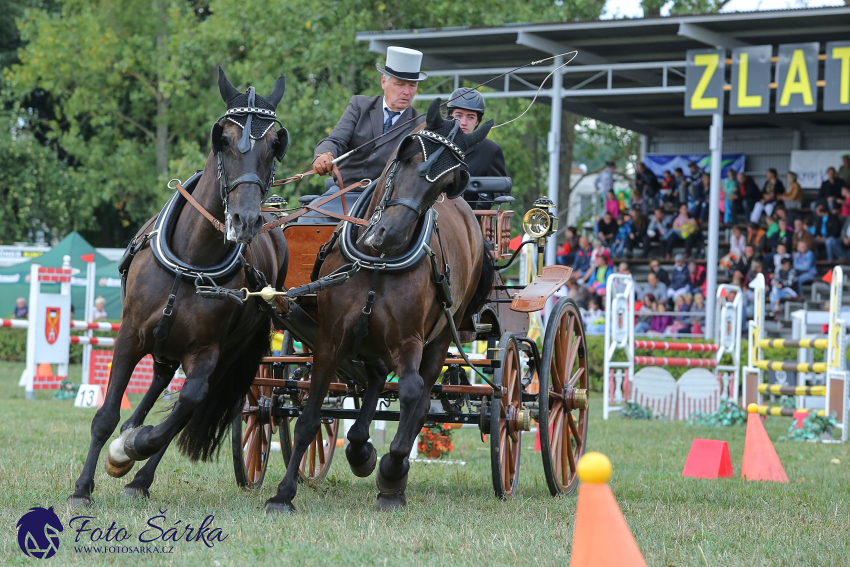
[210,121,224,154]
[218,66,240,103]
[426,98,442,129]
[266,74,286,108]
[274,127,289,161]
[465,119,493,147]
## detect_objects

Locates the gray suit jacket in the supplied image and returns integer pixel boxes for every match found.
[314,95,424,185]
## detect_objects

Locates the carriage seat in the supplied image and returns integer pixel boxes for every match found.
[296,178,376,224]
[464,177,513,210]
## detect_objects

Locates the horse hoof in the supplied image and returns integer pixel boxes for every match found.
[264,500,295,514]
[347,444,378,478]
[67,495,92,508]
[376,469,408,496]
[122,486,149,499]
[106,429,136,477]
[376,492,407,511]
[105,455,135,478]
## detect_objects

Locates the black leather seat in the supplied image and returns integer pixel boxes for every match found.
[463,177,513,210]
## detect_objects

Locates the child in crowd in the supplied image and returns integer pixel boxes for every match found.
[605,189,619,219]
[665,294,692,336]
[582,299,606,334]
[720,225,745,271]
[773,243,788,273]
[649,301,671,335]
[611,214,631,258]
[770,255,798,316]
[635,293,655,334]
[691,292,706,335]
[588,252,614,296]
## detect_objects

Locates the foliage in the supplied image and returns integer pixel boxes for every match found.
[573,119,639,176]
[687,400,748,427]
[781,411,839,443]
[418,423,454,458]
[52,377,77,399]
[619,401,655,420]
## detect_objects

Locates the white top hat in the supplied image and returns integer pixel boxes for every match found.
[376,46,427,82]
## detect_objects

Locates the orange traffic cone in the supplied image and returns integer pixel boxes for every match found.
[741,404,788,483]
[103,362,132,410]
[36,362,53,377]
[569,453,648,567]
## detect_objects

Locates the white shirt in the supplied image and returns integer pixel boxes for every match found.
[382,98,403,127]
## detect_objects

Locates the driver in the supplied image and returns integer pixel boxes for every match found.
[313,46,426,186]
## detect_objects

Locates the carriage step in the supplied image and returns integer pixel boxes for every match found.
[756,405,825,417]
[757,384,825,396]
[475,323,492,333]
[755,360,826,373]
[757,338,828,350]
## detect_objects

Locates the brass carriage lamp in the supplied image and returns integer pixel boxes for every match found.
[522,197,558,276]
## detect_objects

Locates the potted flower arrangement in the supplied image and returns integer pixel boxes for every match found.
[417,423,454,459]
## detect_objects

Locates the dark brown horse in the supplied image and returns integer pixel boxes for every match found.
[68,69,290,507]
[264,99,494,513]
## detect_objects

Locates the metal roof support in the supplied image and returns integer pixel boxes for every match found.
[705,112,724,338]
[677,22,749,50]
[546,55,564,271]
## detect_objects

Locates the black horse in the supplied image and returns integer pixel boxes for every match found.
[264,99,494,512]
[68,69,290,506]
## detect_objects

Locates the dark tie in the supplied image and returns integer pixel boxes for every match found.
[383,109,400,134]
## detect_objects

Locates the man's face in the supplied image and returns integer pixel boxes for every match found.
[689,164,698,173]
[737,172,745,183]
[779,220,787,231]
[648,273,657,285]
[16,299,24,308]
[798,242,808,254]
[650,261,659,272]
[828,168,836,180]
[767,170,776,181]
[381,76,418,111]
[638,164,646,173]
[679,205,688,215]
[843,156,850,167]
[603,213,612,223]
[746,246,754,258]
[450,108,479,134]
[655,210,663,220]
[579,236,589,248]
[794,220,803,232]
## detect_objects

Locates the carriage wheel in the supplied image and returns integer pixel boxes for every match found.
[490,332,523,499]
[278,332,339,485]
[232,361,278,490]
[538,297,589,496]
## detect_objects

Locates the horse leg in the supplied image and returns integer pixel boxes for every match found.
[375,339,442,511]
[345,364,387,477]
[122,408,192,499]
[106,361,178,478]
[119,348,219,462]
[68,335,145,507]
[265,341,343,514]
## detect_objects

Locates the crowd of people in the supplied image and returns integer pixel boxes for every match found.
[555,154,850,331]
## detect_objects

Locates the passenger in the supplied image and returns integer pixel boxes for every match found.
[312,46,426,186]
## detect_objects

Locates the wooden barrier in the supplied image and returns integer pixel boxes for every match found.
[756,338,828,350]
[757,406,825,418]
[633,356,717,367]
[758,384,825,396]
[633,340,719,352]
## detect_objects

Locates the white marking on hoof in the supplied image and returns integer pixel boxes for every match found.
[108,429,134,465]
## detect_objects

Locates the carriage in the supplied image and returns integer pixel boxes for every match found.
[230,179,590,499]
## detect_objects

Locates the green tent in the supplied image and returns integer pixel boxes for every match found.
[0,232,123,320]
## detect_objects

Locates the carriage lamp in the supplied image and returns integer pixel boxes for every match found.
[522,197,558,276]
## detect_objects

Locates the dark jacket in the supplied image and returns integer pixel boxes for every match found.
[769,229,793,253]
[818,178,847,201]
[762,179,785,198]
[572,246,593,274]
[816,214,843,239]
[652,267,671,286]
[773,267,798,289]
[314,95,424,185]
[670,264,689,291]
[464,138,506,177]
[739,175,761,202]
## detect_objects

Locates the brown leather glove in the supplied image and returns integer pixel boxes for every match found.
[313,152,334,176]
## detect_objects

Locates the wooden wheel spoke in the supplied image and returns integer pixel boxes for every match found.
[563,428,575,485]
[246,389,258,406]
[316,426,326,466]
[569,366,585,387]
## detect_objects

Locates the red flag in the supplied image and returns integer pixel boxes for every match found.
[80,253,95,263]
[822,269,833,284]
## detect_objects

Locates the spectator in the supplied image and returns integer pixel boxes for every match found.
[691,292,706,335]
[817,166,847,211]
[649,301,671,335]
[745,260,768,290]
[772,243,789,273]
[839,155,850,188]
[594,161,615,200]
[687,261,706,295]
[646,208,670,253]
[690,173,709,222]
[649,258,671,286]
[667,253,690,301]
[841,186,850,218]
[793,240,817,293]
[611,214,632,258]
[617,261,630,276]
[746,222,767,255]
[583,298,606,334]
[660,170,678,207]
[720,225,746,271]
[815,203,842,259]
[737,171,761,218]
[604,189,620,219]
[731,245,757,281]
[770,255,798,316]
[826,215,850,262]
[596,211,618,248]
[572,236,594,280]
[686,161,703,190]
[724,169,738,223]
[635,293,655,334]
[636,162,660,212]
[556,226,579,267]
[564,278,590,309]
[674,167,688,209]
[14,297,28,319]
[779,171,803,210]
[770,218,793,256]
[751,168,784,222]
[626,207,648,259]
[764,215,779,245]
[588,251,614,296]
[664,204,699,258]
[640,272,667,301]
[665,294,692,336]
[792,218,815,253]
[93,297,108,321]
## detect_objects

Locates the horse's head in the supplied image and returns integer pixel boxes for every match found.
[363,98,492,254]
[210,68,289,244]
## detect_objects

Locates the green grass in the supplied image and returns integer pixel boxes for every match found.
[1,360,848,566]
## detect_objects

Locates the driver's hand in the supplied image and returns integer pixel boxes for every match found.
[313,152,334,175]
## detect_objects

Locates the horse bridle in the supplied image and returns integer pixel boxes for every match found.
[367,121,468,228]
[211,87,283,236]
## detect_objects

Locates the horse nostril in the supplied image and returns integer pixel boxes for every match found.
[231,213,242,227]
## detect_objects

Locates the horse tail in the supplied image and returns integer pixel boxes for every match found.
[176,318,271,462]
[464,239,496,320]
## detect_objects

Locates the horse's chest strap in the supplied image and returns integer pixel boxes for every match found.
[352,267,380,354]
[152,269,183,364]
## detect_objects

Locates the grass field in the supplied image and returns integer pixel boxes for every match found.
[1,359,849,567]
